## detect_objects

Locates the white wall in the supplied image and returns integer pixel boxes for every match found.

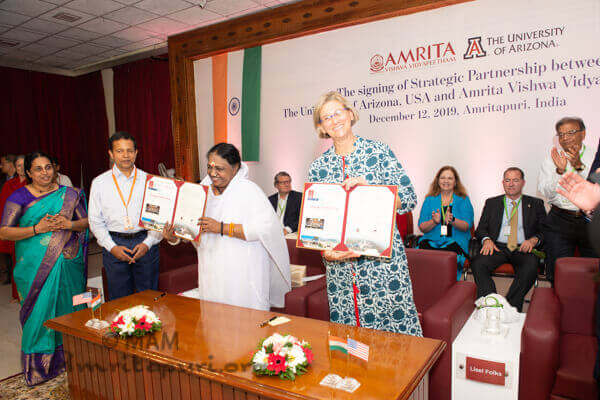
[195,0,600,229]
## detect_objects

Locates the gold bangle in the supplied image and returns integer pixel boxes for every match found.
[229,222,234,237]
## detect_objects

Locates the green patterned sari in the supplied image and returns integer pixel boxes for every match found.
[1,186,87,386]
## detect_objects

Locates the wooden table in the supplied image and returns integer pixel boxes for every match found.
[45,290,445,400]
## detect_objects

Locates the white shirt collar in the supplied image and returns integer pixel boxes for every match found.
[112,165,137,180]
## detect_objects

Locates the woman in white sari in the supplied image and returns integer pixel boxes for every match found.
[163,143,290,311]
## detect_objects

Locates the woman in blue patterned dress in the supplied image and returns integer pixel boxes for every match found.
[308,91,422,336]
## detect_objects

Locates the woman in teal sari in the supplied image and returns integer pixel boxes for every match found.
[0,151,88,386]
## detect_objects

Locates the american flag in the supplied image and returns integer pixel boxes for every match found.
[347,338,369,362]
[72,291,92,306]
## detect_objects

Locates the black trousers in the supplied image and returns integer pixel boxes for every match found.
[417,239,467,257]
[470,243,538,312]
[543,208,596,282]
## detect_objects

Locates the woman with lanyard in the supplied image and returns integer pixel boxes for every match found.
[417,165,474,279]
[308,91,421,336]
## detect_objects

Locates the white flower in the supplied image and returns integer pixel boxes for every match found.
[252,349,269,370]
[122,320,135,335]
[262,333,284,348]
[285,344,307,372]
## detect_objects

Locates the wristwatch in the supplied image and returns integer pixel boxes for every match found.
[556,167,565,175]
[575,164,585,172]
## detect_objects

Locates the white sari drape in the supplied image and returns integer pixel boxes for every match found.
[198,163,291,310]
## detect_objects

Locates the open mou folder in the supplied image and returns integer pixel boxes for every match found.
[139,175,208,241]
[296,182,398,257]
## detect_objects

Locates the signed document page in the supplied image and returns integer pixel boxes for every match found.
[139,176,178,231]
[297,183,346,251]
[139,176,208,242]
[345,185,397,257]
[172,182,207,241]
[297,183,397,257]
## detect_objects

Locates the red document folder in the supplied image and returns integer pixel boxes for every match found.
[139,175,208,242]
[296,182,398,257]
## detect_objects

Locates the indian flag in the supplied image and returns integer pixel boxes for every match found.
[328,335,348,354]
[89,294,102,311]
[195,46,261,162]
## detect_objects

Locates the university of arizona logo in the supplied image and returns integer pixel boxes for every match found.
[463,37,487,59]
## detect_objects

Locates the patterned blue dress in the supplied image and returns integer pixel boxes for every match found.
[308,136,422,336]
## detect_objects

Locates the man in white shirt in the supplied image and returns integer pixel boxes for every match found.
[89,132,161,300]
[268,171,302,234]
[538,117,597,282]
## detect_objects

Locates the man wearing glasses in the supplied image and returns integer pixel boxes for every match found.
[471,167,546,311]
[268,171,302,234]
[538,117,597,282]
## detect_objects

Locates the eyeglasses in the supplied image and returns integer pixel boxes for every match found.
[276,180,291,185]
[320,108,349,124]
[556,129,582,139]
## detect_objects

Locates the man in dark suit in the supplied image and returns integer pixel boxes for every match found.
[268,171,302,233]
[471,167,546,311]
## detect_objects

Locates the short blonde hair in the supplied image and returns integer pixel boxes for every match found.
[312,91,359,139]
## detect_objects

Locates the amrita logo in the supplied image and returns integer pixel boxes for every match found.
[370,54,384,73]
[370,42,456,73]
[463,37,487,59]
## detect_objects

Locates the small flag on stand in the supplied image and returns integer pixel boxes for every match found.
[328,335,348,354]
[89,294,102,311]
[72,291,92,306]
[347,338,369,362]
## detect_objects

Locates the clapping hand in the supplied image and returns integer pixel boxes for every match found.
[431,209,441,224]
[444,210,454,225]
[557,171,600,211]
[551,147,568,171]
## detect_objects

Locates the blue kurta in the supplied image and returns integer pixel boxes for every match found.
[308,136,422,336]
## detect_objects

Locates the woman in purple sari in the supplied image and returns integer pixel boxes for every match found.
[0,151,88,386]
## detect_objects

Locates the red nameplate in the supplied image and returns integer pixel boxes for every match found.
[465,356,506,386]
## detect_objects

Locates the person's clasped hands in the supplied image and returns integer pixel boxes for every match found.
[35,213,73,233]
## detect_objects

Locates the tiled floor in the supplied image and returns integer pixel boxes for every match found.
[0,245,549,380]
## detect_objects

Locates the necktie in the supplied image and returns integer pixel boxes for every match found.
[507,201,518,251]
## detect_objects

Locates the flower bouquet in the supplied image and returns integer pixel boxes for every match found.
[251,333,313,380]
[110,305,162,338]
